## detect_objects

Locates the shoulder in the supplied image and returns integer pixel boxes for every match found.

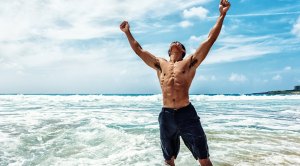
[157,57,167,61]
[156,57,169,69]
[179,54,199,69]
[181,54,195,64]
[157,57,168,64]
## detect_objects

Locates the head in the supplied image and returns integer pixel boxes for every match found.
[168,41,186,61]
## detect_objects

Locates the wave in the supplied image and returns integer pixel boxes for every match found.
[1,94,299,104]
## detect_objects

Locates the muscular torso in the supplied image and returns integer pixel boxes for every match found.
[157,57,196,109]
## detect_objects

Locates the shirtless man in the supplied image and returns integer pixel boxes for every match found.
[120,0,230,165]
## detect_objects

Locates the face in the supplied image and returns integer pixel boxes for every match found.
[169,41,186,59]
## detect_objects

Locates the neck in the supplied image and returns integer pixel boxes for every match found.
[170,58,176,63]
[170,55,181,62]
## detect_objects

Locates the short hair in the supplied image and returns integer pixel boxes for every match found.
[168,41,186,59]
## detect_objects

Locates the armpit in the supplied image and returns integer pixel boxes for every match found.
[189,56,198,68]
[154,59,162,72]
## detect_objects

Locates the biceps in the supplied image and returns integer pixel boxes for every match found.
[194,40,213,62]
[139,50,161,71]
[140,50,156,63]
[189,40,213,68]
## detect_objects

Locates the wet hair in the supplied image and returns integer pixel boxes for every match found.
[168,41,186,59]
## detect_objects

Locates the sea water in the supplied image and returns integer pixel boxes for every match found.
[0,94,299,166]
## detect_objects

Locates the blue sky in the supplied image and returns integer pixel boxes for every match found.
[0,0,300,94]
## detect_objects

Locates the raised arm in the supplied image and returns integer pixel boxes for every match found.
[120,21,161,71]
[189,0,230,69]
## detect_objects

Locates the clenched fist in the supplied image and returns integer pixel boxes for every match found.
[120,21,130,33]
[219,0,231,15]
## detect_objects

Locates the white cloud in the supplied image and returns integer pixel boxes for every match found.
[179,21,193,28]
[211,75,216,81]
[183,7,209,20]
[263,79,269,83]
[189,35,207,42]
[214,11,300,19]
[229,73,247,82]
[0,39,156,93]
[284,66,292,71]
[272,74,282,81]
[188,34,283,64]
[206,45,278,64]
[197,75,216,81]
[1,1,298,94]
[0,0,211,41]
[0,0,213,93]
[292,16,300,37]
[197,75,207,81]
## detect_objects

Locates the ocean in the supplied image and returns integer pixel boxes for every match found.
[0,94,299,166]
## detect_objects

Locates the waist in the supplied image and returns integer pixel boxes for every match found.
[162,102,193,112]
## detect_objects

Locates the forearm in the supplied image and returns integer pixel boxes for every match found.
[207,14,226,44]
[124,31,142,54]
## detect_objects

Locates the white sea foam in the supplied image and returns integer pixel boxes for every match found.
[0,94,299,165]
[190,94,300,101]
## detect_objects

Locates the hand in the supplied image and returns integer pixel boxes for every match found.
[120,21,130,33]
[219,0,230,16]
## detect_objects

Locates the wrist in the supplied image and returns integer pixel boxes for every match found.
[219,13,226,18]
[124,30,130,34]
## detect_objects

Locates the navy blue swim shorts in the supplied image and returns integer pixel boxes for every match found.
[158,103,209,160]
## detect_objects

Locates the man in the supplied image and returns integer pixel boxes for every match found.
[120,0,230,165]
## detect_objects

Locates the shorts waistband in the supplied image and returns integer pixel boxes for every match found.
[162,102,193,112]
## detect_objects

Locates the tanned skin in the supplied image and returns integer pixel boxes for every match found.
[120,0,230,165]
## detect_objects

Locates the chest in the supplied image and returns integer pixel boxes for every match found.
[159,61,195,79]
